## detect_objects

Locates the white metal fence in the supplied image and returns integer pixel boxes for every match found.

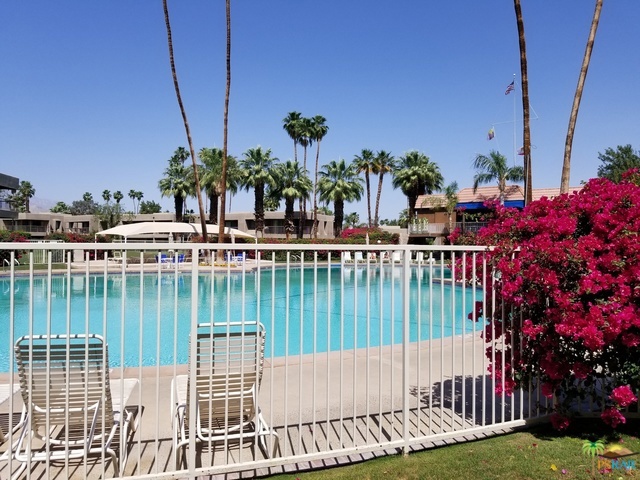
[0,242,548,480]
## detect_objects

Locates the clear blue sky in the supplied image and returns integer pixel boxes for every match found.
[2,1,639,221]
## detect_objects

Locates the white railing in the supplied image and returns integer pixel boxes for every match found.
[0,243,547,480]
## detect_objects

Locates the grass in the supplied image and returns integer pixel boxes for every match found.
[269,421,640,479]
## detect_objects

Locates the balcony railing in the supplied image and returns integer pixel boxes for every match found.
[0,243,552,479]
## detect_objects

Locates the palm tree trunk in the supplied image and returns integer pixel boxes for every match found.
[312,140,321,238]
[365,174,372,228]
[334,200,345,238]
[255,181,265,238]
[374,173,384,227]
[514,0,533,205]
[209,193,218,224]
[163,0,207,237]
[299,145,308,238]
[174,196,183,223]
[560,0,603,194]
[218,0,231,254]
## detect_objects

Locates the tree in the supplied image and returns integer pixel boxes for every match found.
[198,147,240,224]
[128,190,143,213]
[139,200,162,214]
[310,115,329,239]
[113,190,123,204]
[353,149,375,228]
[158,149,192,222]
[282,111,303,163]
[50,201,71,214]
[240,147,277,238]
[70,196,99,215]
[7,181,36,213]
[398,209,409,228]
[343,212,360,229]
[597,145,640,183]
[513,0,533,205]
[472,150,524,205]
[272,160,312,240]
[372,150,395,227]
[217,0,232,249]
[162,0,207,238]
[318,159,364,237]
[560,0,604,193]
[444,181,459,232]
[392,151,444,221]
[297,117,314,238]
[102,190,111,204]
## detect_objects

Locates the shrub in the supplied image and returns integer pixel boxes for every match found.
[462,174,640,429]
[0,230,30,265]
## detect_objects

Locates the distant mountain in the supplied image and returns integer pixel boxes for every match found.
[29,197,56,213]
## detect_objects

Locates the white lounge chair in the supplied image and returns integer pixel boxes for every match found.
[171,322,279,468]
[354,252,364,263]
[0,383,27,478]
[13,334,139,477]
[342,251,353,263]
[391,251,403,263]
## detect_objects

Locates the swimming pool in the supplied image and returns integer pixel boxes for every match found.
[0,265,481,370]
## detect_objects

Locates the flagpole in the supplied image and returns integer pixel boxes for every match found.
[512,73,516,166]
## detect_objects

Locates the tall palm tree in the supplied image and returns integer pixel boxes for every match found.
[128,189,137,213]
[560,0,603,194]
[318,159,364,238]
[272,160,312,240]
[282,111,303,163]
[310,115,329,238]
[198,147,240,224]
[159,150,192,222]
[297,117,314,238]
[113,190,123,205]
[162,0,208,238]
[372,150,395,227]
[102,190,111,204]
[352,149,375,227]
[240,147,277,238]
[472,150,525,205]
[392,151,444,221]
[514,0,532,205]
[218,0,232,248]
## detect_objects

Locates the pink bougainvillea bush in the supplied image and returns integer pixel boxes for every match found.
[458,172,640,429]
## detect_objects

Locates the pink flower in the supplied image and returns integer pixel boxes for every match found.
[541,383,555,398]
[601,407,626,428]
[550,413,570,431]
[610,385,637,407]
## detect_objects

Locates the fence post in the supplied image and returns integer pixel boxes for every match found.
[402,247,411,455]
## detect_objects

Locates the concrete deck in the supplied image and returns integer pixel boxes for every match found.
[0,331,541,480]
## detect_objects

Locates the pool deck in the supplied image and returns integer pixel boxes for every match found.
[0,332,536,479]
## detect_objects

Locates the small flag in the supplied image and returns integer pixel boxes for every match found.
[518,146,525,155]
[505,81,515,95]
[487,128,495,140]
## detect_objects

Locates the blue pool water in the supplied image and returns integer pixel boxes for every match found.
[0,265,482,370]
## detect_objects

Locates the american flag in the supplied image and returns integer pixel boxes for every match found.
[505,81,515,95]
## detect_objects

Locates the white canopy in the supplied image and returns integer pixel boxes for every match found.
[96,222,255,241]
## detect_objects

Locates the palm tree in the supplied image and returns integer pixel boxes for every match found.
[113,190,123,204]
[283,111,303,163]
[134,191,143,212]
[310,115,329,238]
[514,0,533,205]
[162,0,208,238]
[443,181,459,232]
[343,212,360,229]
[353,149,375,227]
[18,181,35,213]
[392,151,444,221]
[198,147,240,224]
[372,150,395,227]
[272,160,312,240]
[582,439,605,478]
[240,147,277,238]
[82,192,93,203]
[218,0,232,248]
[318,159,364,238]
[102,190,111,204]
[472,150,525,205]
[560,0,603,194]
[159,151,192,222]
[128,189,137,213]
[297,117,314,238]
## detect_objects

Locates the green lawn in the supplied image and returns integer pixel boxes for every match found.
[269,422,640,479]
